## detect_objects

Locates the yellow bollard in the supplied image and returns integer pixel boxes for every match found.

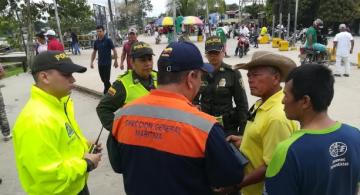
[330,48,336,62]
[197,35,203,42]
[272,38,282,48]
[278,40,289,51]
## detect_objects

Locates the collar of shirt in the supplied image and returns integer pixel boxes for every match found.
[131,70,155,88]
[255,89,284,111]
[150,89,191,104]
[31,85,69,110]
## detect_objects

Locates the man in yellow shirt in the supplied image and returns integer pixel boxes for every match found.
[224,51,298,195]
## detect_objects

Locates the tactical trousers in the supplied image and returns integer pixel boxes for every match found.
[0,89,10,136]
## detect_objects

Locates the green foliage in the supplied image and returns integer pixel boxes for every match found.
[318,0,360,24]
[227,3,239,11]
[116,0,153,29]
[244,4,265,19]
[0,15,22,49]
[46,0,93,33]
[266,0,360,29]
[4,65,23,78]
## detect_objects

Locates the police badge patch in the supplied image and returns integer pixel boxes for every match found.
[218,78,226,87]
[65,123,75,137]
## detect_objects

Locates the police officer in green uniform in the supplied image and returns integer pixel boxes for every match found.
[96,42,157,131]
[194,36,249,135]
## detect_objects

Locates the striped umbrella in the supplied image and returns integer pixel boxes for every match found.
[182,16,203,25]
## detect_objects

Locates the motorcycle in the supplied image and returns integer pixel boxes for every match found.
[300,47,329,66]
[235,35,249,58]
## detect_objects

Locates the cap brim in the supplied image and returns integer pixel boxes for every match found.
[56,63,87,73]
[201,63,214,73]
[205,46,223,52]
[132,53,155,58]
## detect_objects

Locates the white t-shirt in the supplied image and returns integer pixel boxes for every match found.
[334,31,353,57]
[239,26,249,36]
[37,43,47,54]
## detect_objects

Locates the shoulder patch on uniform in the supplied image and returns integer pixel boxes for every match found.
[107,86,117,96]
[65,123,75,137]
[239,78,244,89]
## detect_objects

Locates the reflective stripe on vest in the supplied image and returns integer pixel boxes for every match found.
[119,70,157,104]
[113,104,215,158]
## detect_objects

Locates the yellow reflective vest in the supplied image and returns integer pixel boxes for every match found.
[119,70,157,104]
[13,85,89,195]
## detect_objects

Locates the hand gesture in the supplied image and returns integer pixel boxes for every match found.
[84,153,102,169]
[226,135,242,148]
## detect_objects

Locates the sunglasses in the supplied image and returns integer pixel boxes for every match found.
[247,102,264,121]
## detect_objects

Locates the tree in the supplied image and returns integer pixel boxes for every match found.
[115,0,153,30]
[266,0,360,31]
[46,0,94,33]
[244,3,265,19]
[227,3,239,11]
[318,0,360,28]
[165,0,226,17]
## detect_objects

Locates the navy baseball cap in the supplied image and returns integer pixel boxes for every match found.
[157,41,213,73]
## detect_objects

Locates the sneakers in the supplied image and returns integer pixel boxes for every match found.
[343,74,350,77]
[3,133,12,141]
[333,74,341,77]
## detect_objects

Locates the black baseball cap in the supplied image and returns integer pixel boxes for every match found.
[130,42,155,58]
[31,51,87,74]
[205,36,223,52]
[157,41,213,73]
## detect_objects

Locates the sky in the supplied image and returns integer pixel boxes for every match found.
[148,0,239,17]
[34,0,239,17]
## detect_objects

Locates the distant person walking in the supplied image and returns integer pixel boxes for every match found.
[90,25,119,94]
[34,32,47,55]
[71,30,81,55]
[333,24,354,77]
[120,28,138,70]
[0,64,11,142]
[45,29,64,52]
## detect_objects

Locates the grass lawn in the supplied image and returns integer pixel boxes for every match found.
[4,65,25,78]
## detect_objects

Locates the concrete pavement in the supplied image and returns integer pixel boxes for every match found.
[0,34,359,194]
[0,74,126,195]
[73,34,360,128]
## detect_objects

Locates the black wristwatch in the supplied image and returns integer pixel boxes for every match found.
[85,158,95,172]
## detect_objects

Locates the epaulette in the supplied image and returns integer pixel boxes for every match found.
[118,70,130,79]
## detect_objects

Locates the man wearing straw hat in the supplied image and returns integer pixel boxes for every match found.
[225,51,298,195]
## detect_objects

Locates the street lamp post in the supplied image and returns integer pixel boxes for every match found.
[172,0,177,42]
[206,0,210,35]
[294,0,299,33]
[53,0,64,45]
[214,2,219,24]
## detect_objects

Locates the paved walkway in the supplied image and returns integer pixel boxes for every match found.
[71,34,360,128]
